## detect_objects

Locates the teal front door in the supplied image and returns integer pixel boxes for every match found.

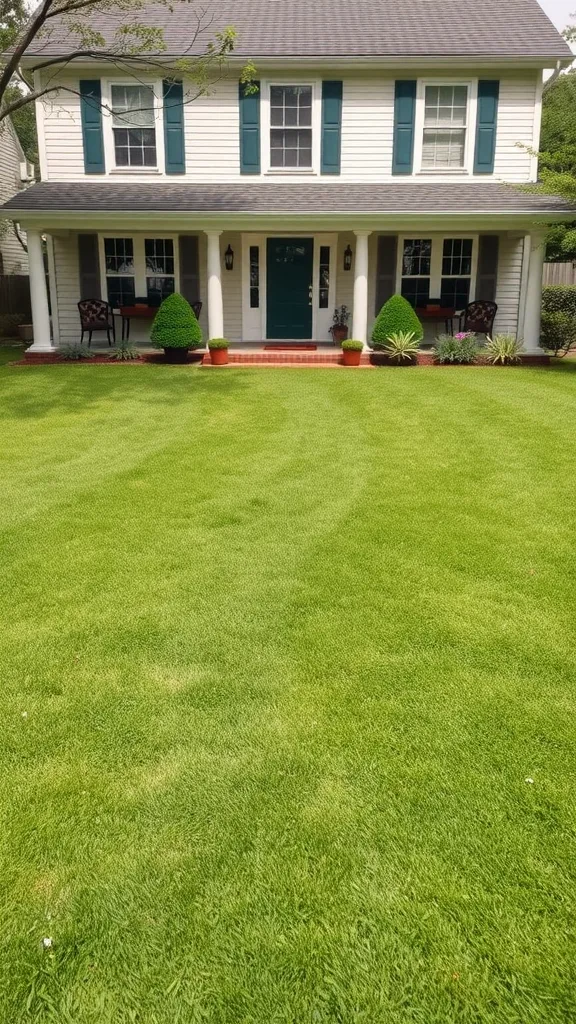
[266,238,314,339]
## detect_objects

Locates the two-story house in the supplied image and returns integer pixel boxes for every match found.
[2,0,574,356]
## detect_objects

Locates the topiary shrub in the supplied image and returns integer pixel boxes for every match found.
[541,286,576,356]
[150,293,203,350]
[371,295,423,349]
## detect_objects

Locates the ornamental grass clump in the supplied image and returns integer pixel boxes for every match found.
[435,331,479,364]
[150,293,203,350]
[485,334,524,365]
[372,295,423,349]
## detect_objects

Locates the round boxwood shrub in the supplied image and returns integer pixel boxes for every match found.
[208,337,230,350]
[341,339,364,351]
[371,295,423,349]
[150,293,203,350]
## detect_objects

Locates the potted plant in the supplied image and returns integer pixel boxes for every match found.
[371,295,423,363]
[341,339,363,366]
[330,305,350,344]
[208,338,229,365]
[150,292,203,363]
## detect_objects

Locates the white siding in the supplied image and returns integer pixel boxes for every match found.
[221,231,242,340]
[52,234,80,344]
[493,76,537,182]
[38,69,540,184]
[0,120,28,273]
[495,234,524,336]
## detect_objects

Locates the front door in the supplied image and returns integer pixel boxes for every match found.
[266,238,314,339]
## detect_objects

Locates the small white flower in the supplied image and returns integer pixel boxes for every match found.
[21,711,28,719]
[525,777,534,784]
[42,937,53,949]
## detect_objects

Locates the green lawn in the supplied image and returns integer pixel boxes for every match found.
[1,362,576,1023]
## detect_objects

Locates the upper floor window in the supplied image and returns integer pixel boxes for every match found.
[270,86,312,168]
[422,85,468,170]
[111,85,157,167]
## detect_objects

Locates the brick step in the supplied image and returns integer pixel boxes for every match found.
[202,351,372,365]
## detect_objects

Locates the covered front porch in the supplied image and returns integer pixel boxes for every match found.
[6,181,572,357]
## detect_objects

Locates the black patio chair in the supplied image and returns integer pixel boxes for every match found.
[78,299,116,347]
[458,301,498,337]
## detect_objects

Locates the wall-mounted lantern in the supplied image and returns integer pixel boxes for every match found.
[343,244,353,271]
[224,244,234,270]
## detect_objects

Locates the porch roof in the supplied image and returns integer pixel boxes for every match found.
[3,181,574,220]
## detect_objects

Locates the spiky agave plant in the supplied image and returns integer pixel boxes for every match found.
[383,330,420,363]
[485,334,524,365]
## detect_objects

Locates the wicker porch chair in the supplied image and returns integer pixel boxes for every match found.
[458,301,498,337]
[78,299,116,347]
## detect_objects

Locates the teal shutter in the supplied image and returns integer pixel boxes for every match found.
[239,81,260,174]
[474,81,499,174]
[163,79,185,174]
[80,80,105,174]
[392,81,416,175]
[321,81,342,174]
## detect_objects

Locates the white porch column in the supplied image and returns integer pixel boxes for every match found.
[27,229,53,352]
[352,230,371,348]
[522,232,546,354]
[206,230,224,341]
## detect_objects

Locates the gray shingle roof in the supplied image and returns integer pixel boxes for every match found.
[25,0,572,60]
[2,181,573,215]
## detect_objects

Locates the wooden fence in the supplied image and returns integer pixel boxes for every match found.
[543,262,576,287]
[0,274,31,316]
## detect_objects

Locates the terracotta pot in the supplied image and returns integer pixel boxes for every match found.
[331,325,349,344]
[342,348,362,366]
[163,347,189,364]
[210,348,229,365]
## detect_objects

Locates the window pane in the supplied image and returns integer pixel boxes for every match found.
[111,84,155,127]
[147,276,175,306]
[442,238,473,275]
[440,277,470,310]
[422,128,465,168]
[424,85,468,129]
[270,126,312,167]
[104,237,134,274]
[319,245,330,309]
[401,278,430,308]
[402,239,431,276]
[106,275,135,309]
[249,245,259,308]
[113,126,157,168]
[145,238,174,274]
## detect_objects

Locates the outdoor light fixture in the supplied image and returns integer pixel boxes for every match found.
[343,244,353,271]
[224,244,234,270]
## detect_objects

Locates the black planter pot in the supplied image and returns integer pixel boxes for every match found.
[163,347,190,364]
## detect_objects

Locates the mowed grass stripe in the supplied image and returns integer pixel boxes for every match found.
[0,363,575,1023]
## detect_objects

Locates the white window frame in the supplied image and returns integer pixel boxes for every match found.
[101,78,165,174]
[396,234,479,310]
[241,233,337,340]
[414,79,478,176]
[261,80,321,175]
[98,234,180,308]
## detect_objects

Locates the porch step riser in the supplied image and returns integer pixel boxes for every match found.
[202,353,372,365]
